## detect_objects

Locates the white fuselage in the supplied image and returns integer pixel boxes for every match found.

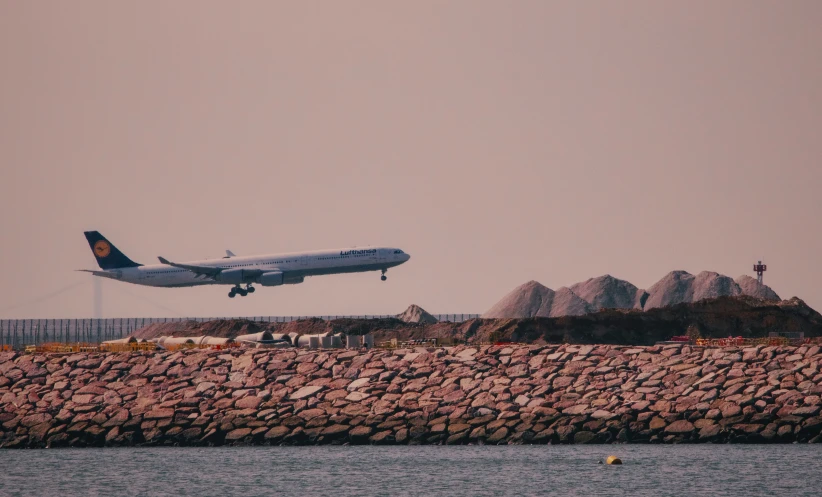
[93,247,410,288]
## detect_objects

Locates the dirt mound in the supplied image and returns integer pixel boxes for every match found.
[481,281,592,318]
[133,319,263,340]
[736,275,780,301]
[691,271,742,301]
[550,287,594,317]
[644,271,757,310]
[129,295,822,347]
[469,295,822,345]
[569,274,647,310]
[482,280,555,318]
[643,271,696,310]
[397,304,438,324]
[275,318,333,336]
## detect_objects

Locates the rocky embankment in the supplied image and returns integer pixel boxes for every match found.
[3,343,822,448]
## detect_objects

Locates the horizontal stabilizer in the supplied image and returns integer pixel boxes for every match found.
[76,269,119,279]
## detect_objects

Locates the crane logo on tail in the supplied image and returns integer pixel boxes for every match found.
[94,240,111,258]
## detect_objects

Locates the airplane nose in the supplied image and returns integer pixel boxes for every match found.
[404,253,411,262]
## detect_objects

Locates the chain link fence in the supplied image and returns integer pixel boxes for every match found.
[0,314,480,350]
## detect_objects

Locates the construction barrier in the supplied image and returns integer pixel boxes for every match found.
[694,337,822,348]
[376,337,464,349]
[23,343,100,354]
[376,338,399,349]
[99,342,158,353]
[162,342,241,352]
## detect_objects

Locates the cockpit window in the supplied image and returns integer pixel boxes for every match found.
[393,250,404,254]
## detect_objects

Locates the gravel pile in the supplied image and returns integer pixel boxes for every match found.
[692,271,742,301]
[735,275,781,301]
[481,282,593,319]
[397,305,439,324]
[482,281,556,319]
[569,275,647,311]
[487,270,783,318]
[643,271,697,310]
[550,287,594,317]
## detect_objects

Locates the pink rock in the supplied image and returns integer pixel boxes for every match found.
[562,404,589,415]
[665,420,695,434]
[20,413,52,427]
[290,385,325,400]
[144,408,175,420]
[71,394,96,404]
[225,427,252,440]
[235,396,263,410]
[264,426,290,441]
[76,385,108,396]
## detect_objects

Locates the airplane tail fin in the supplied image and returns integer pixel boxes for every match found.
[83,231,142,270]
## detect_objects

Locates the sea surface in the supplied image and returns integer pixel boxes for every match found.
[1,445,820,497]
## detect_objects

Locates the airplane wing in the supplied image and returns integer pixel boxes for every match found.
[158,257,223,279]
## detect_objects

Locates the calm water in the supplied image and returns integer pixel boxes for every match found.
[1,445,820,497]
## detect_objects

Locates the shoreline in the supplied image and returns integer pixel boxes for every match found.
[2,343,821,448]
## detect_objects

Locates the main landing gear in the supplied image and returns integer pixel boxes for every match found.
[228,284,255,298]
[381,269,387,282]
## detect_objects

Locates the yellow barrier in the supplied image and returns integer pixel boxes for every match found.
[376,338,399,349]
[99,342,157,353]
[694,337,819,348]
[22,343,100,354]
[162,342,240,352]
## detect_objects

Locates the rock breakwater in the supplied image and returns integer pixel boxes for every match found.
[2,343,822,448]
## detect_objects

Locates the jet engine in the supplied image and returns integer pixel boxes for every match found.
[259,271,284,287]
[284,275,304,285]
[216,269,254,284]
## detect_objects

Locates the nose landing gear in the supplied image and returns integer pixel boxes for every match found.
[380,269,387,281]
[228,284,254,298]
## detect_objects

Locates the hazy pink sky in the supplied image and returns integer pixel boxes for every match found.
[1,1,820,319]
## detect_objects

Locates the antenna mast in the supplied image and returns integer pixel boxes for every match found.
[753,260,767,285]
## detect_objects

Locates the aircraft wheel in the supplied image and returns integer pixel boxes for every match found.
[381,275,387,281]
[228,291,236,298]
[238,289,248,297]
[247,286,256,293]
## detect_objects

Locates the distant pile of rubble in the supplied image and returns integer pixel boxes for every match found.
[483,271,781,319]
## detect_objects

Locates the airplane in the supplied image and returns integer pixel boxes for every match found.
[79,231,411,298]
